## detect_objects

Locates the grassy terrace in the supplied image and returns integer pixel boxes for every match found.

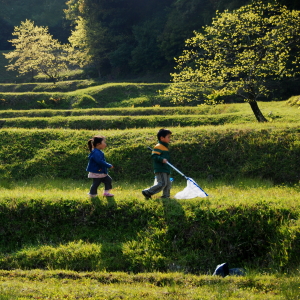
[0,101,299,130]
[0,74,299,298]
[0,269,299,299]
[0,178,299,299]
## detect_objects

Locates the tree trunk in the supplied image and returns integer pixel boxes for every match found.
[97,67,101,79]
[248,100,268,122]
[30,69,35,82]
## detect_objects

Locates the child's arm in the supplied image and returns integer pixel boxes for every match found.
[152,152,167,164]
[94,151,113,168]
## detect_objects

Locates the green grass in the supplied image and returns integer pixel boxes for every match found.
[287,95,300,108]
[0,101,299,130]
[1,124,299,184]
[0,80,101,93]
[0,103,240,118]
[0,75,299,297]
[0,82,172,109]
[0,177,299,208]
[0,177,299,274]
[0,269,299,299]
[0,101,298,122]
[0,114,255,129]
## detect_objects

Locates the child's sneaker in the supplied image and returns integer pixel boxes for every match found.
[103,192,114,197]
[142,190,151,199]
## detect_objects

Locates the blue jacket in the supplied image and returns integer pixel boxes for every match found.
[86,148,112,174]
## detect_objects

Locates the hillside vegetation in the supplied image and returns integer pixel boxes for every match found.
[0,101,299,130]
[1,0,300,296]
[0,82,173,109]
[0,80,299,298]
[1,123,299,183]
[0,177,299,273]
[0,269,299,299]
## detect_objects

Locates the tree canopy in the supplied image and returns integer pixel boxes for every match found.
[1,0,300,81]
[0,0,70,49]
[3,20,75,83]
[165,1,300,122]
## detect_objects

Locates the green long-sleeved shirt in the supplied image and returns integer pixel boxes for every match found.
[151,141,171,174]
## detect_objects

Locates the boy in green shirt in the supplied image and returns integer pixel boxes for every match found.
[142,128,172,199]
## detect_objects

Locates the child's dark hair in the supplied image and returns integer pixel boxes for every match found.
[88,136,105,152]
[157,128,172,141]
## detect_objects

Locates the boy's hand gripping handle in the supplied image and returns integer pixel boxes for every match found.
[147,146,187,178]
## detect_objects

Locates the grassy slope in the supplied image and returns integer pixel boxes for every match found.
[0,80,101,93]
[0,269,299,299]
[0,123,299,183]
[0,82,171,109]
[0,79,299,296]
[0,102,299,130]
[0,178,299,270]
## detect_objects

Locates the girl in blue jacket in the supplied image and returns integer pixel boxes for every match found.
[86,136,114,197]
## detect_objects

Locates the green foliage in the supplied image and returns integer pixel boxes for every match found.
[0,82,171,109]
[287,95,300,108]
[0,269,299,299]
[72,94,97,108]
[0,126,299,184]
[0,105,239,118]
[166,1,300,122]
[0,0,69,54]
[0,182,299,273]
[67,17,93,69]
[0,114,254,130]
[2,0,300,82]
[2,20,84,84]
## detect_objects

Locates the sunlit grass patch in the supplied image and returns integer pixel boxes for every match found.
[0,269,299,299]
[0,178,299,274]
[0,177,298,208]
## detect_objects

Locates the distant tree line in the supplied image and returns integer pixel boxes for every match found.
[64,0,300,79]
[1,0,300,80]
[0,0,70,49]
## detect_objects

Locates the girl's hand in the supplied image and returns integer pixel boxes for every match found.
[162,159,168,163]
[110,165,114,168]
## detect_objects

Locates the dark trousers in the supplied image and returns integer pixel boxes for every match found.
[89,175,112,195]
[144,173,171,198]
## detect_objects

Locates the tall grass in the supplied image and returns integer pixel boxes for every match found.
[0,269,299,299]
[0,177,299,208]
[0,177,299,274]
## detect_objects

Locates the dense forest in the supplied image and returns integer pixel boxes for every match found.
[1,0,300,79]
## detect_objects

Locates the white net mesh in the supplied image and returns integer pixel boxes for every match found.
[174,178,207,199]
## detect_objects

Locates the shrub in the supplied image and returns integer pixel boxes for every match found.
[2,114,249,130]
[286,95,300,108]
[0,197,299,272]
[72,94,97,109]
[0,127,299,183]
[0,83,172,110]
[0,106,235,119]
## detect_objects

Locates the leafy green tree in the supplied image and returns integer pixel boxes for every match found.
[165,1,300,122]
[0,0,70,48]
[3,19,73,83]
[65,0,114,77]
[67,16,110,78]
[67,17,93,68]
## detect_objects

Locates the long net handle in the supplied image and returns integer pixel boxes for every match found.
[147,146,187,178]
[148,146,208,197]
